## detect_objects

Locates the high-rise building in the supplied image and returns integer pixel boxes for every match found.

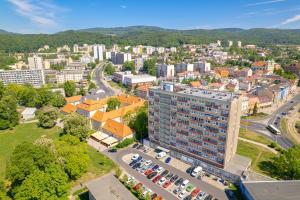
[217,40,222,47]
[228,40,233,47]
[148,82,242,171]
[93,44,105,61]
[73,44,79,53]
[111,52,132,65]
[156,64,174,78]
[28,55,43,69]
[194,61,211,73]
[238,41,242,48]
[0,69,45,88]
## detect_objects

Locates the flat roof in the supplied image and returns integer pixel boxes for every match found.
[101,137,118,145]
[224,154,251,176]
[21,107,37,115]
[87,174,136,200]
[242,180,300,200]
[91,131,109,141]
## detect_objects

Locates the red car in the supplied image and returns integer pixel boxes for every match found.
[152,175,161,183]
[191,188,200,197]
[163,180,172,188]
[133,183,142,191]
[144,169,153,176]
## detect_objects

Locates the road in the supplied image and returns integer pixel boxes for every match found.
[104,148,228,200]
[242,92,300,149]
[92,62,116,97]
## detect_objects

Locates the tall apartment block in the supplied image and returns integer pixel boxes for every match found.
[148,82,249,182]
[93,44,105,61]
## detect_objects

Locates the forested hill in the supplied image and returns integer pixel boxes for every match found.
[1,26,300,52]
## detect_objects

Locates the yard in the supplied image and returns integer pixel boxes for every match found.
[239,128,272,145]
[241,112,268,120]
[0,123,61,178]
[237,140,276,177]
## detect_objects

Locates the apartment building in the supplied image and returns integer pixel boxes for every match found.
[93,44,105,61]
[156,64,175,78]
[28,55,43,69]
[194,61,211,73]
[148,82,248,182]
[0,69,45,88]
[111,53,132,65]
[55,70,84,84]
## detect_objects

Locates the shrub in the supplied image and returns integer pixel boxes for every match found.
[116,138,135,149]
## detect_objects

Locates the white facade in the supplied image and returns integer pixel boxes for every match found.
[156,47,165,54]
[73,44,79,53]
[0,69,45,88]
[124,74,156,86]
[228,40,233,47]
[56,70,83,84]
[93,44,105,61]
[80,55,95,64]
[170,47,177,53]
[238,41,242,48]
[156,64,175,78]
[194,61,211,73]
[28,55,43,69]
[146,46,155,55]
[217,40,221,46]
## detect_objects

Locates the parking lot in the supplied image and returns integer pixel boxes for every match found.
[108,144,228,200]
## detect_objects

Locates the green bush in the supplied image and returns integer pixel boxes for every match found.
[116,138,135,149]
[268,142,277,148]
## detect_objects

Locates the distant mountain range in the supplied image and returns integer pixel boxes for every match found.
[1,26,300,52]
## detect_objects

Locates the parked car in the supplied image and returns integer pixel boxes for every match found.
[171,175,179,183]
[165,173,173,180]
[175,178,184,186]
[165,157,172,163]
[191,166,202,177]
[191,188,200,197]
[144,169,153,176]
[132,162,141,169]
[144,160,152,166]
[131,154,140,161]
[108,148,117,153]
[152,165,159,171]
[181,179,189,188]
[147,171,158,179]
[156,151,167,159]
[184,195,192,200]
[160,170,169,177]
[186,184,195,192]
[152,175,161,183]
[173,187,181,194]
[196,192,207,200]
[133,183,142,191]
[163,180,172,188]
[158,177,166,185]
[204,194,213,200]
[151,193,158,200]
[178,190,186,198]
[156,166,164,173]
[132,143,139,148]
[186,166,195,174]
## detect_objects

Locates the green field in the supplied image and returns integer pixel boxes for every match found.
[237,140,276,177]
[239,128,272,145]
[0,123,61,178]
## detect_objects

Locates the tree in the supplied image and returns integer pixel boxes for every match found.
[88,82,96,91]
[122,61,135,73]
[104,63,115,75]
[129,105,148,140]
[106,98,121,112]
[35,87,53,108]
[253,102,258,115]
[115,168,122,179]
[271,145,300,180]
[121,174,128,183]
[55,135,89,179]
[63,113,90,141]
[14,164,69,200]
[7,142,56,185]
[78,87,86,96]
[0,81,4,99]
[143,59,156,76]
[63,81,76,97]
[51,92,66,108]
[18,85,37,107]
[0,95,19,130]
[36,107,59,128]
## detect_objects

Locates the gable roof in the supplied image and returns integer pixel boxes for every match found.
[61,103,77,113]
[65,95,82,103]
[252,61,267,67]
[103,119,133,138]
[190,81,201,87]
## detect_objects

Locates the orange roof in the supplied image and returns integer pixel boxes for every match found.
[61,103,77,113]
[103,119,133,138]
[252,61,267,67]
[136,85,150,92]
[77,101,105,112]
[190,81,201,87]
[116,94,144,105]
[65,95,82,103]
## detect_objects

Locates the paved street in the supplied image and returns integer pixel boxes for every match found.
[104,148,228,200]
[241,92,300,149]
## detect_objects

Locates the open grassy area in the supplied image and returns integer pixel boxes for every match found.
[70,146,117,186]
[241,112,268,120]
[0,123,61,178]
[237,140,276,177]
[239,128,272,145]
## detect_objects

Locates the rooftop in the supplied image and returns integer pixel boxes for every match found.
[225,154,251,177]
[242,180,300,200]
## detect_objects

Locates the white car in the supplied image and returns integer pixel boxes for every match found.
[131,154,140,161]
[144,160,152,166]
[178,190,186,198]
[156,151,167,159]
[156,166,164,173]
[181,179,189,188]
[158,177,166,185]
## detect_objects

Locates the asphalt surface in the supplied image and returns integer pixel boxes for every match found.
[93,63,115,97]
[104,148,228,200]
[241,93,300,149]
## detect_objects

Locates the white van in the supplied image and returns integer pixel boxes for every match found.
[181,179,189,188]
[156,151,167,159]
[191,166,203,177]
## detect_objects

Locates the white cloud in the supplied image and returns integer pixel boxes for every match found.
[281,14,300,25]
[120,5,127,9]
[246,0,286,7]
[7,0,67,26]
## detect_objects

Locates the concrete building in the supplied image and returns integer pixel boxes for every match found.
[134,57,144,72]
[175,63,194,74]
[111,52,132,65]
[124,74,156,88]
[228,40,233,47]
[73,44,79,53]
[0,69,45,88]
[194,61,211,73]
[146,46,155,55]
[112,71,133,84]
[217,40,221,47]
[56,70,84,84]
[238,41,242,48]
[21,107,37,120]
[93,44,105,61]
[251,60,275,73]
[156,47,165,54]
[148,82,249,182]
[28,55,43,69]
[170,47,177,53]
[156,64,175,78]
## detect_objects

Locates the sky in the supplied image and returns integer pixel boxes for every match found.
[1,0,300,33]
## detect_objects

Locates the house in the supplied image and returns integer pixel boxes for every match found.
[177,71,201,82]
[65,95,82,105]
[215,68,230,78]
[61,103,77,114]
[21,108,37,120]
[251,60,275,73]
[102,119,133,141]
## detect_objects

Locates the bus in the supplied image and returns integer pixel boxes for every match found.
[267,124,281,135]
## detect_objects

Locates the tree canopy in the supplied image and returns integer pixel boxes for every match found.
[106,98,121,112]
[63,113,90,141]
[63,81,76,97]
[36,107,59,129]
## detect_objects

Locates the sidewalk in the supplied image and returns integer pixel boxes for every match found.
[238,137,278,154]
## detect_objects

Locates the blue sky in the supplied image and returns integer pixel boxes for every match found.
[1,0,300,33]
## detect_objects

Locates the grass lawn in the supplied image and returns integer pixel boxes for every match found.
[237,140,276,177]
[239,128,272,145]
[70,146,117,186]
[0,123,61,178]
[241,112,268,120]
